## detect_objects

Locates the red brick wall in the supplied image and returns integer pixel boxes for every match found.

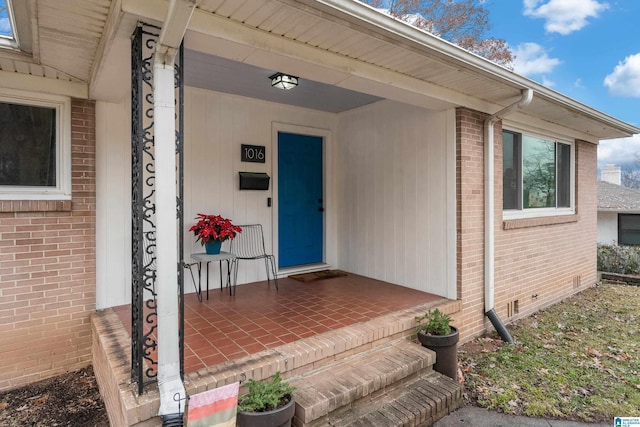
[0,99,96,391]
[455,107,597,342]
[455,108,487,339]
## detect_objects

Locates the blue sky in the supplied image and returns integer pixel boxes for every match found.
[0,0,10,38]
[484,0,640,171]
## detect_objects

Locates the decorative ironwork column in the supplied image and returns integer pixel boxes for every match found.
[131,23,185,395]
[176,26,186,384]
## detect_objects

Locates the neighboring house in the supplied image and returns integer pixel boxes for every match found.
[598,165,640,245]
[1,0,638,422]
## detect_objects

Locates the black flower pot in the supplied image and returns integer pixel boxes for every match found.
[417,326,459,380]
[237,396,295,427]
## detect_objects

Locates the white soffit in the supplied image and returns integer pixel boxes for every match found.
[189,0,638,139]
[36,0,112,82]
[0,0,111,97]
[1,0,637,139]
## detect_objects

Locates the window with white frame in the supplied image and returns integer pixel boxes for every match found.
[0,0,19,50]
[503,129,574,215]
[618,214,640,246]
[0,91,71,199]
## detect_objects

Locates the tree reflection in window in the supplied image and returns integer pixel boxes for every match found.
[503,129,573,212]
[522,136,556,208]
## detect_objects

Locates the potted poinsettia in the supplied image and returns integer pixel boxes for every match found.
[189,213,242,254]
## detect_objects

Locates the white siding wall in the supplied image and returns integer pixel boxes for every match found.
[597,211,618,244]
[96,100,132,309]
[335,100,456,298]
[96,88,337,308]
[184,88,337,289]
[97,91,457,308]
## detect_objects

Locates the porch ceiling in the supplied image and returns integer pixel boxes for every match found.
[184,50,383,113]
[0,0,637,140]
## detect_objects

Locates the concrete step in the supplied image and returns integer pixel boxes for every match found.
[330,372,462,427]
[289,339,460,427]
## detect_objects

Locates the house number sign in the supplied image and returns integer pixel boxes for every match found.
[241,144,266,163]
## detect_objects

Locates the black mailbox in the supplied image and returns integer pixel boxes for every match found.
[239,172,270,190]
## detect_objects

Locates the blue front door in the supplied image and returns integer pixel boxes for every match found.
[278,132,323,268]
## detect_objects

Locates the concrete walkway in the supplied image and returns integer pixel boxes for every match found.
[433,406,612,427]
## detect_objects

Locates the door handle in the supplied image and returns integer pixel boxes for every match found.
[318,207,324,212]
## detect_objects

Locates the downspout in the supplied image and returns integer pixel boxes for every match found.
[483,88,533,344]
[154,1,198,425]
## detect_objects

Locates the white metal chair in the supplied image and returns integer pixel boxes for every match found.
[229,224,279,291]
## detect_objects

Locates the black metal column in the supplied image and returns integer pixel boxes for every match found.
[176,41,186,381]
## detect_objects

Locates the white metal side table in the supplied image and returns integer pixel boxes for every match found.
[185,252,237,301]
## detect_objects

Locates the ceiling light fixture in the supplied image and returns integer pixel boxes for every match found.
[270,72,298,90]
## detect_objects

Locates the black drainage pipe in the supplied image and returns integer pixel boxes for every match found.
[485,308,514,344]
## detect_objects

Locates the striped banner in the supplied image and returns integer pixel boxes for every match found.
[187,382,239,427]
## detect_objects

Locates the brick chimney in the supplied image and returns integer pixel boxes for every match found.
[601,164,621,185]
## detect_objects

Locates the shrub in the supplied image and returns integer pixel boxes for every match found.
[415,308,453,336]
[237,372,295,413]
[597,243,640,275]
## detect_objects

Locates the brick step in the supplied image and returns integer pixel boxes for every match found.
[329,371,462,427]
[290,339,448,426]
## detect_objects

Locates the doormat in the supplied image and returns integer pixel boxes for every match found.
[289,270,348,283]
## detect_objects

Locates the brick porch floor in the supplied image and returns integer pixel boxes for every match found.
[113,272,442,374]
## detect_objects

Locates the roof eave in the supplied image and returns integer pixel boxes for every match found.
[293,0,639,138]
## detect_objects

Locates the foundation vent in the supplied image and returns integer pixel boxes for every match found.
[573,275,582,289]
[507,300,519,318]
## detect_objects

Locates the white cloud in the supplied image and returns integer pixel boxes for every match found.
[598,134,640,168]
[523,0,609,35]
[604,53,640,97]
[512,42,561,76]
[542,77,556,87]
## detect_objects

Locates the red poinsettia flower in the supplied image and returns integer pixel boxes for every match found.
[189,214,242,245]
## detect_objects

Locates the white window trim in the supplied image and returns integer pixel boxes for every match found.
[502,127,575,220]
[0,88,72,200]
[0,0,20,51]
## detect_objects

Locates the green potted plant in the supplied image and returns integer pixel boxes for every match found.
[237,372,296,427]
[415,308,459,380]
[189,213,242,254]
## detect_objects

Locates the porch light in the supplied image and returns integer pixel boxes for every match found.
[270,72,298,90]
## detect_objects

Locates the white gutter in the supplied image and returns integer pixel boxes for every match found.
[154,0,198,421]
[484,88,533,316]
[284,0,639,137]
[121,0,640,137]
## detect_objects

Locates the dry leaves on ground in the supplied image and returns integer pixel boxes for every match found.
[0,366,108,427]
[458,283,640,422]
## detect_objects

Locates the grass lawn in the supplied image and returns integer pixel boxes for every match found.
[459,283,640,422]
